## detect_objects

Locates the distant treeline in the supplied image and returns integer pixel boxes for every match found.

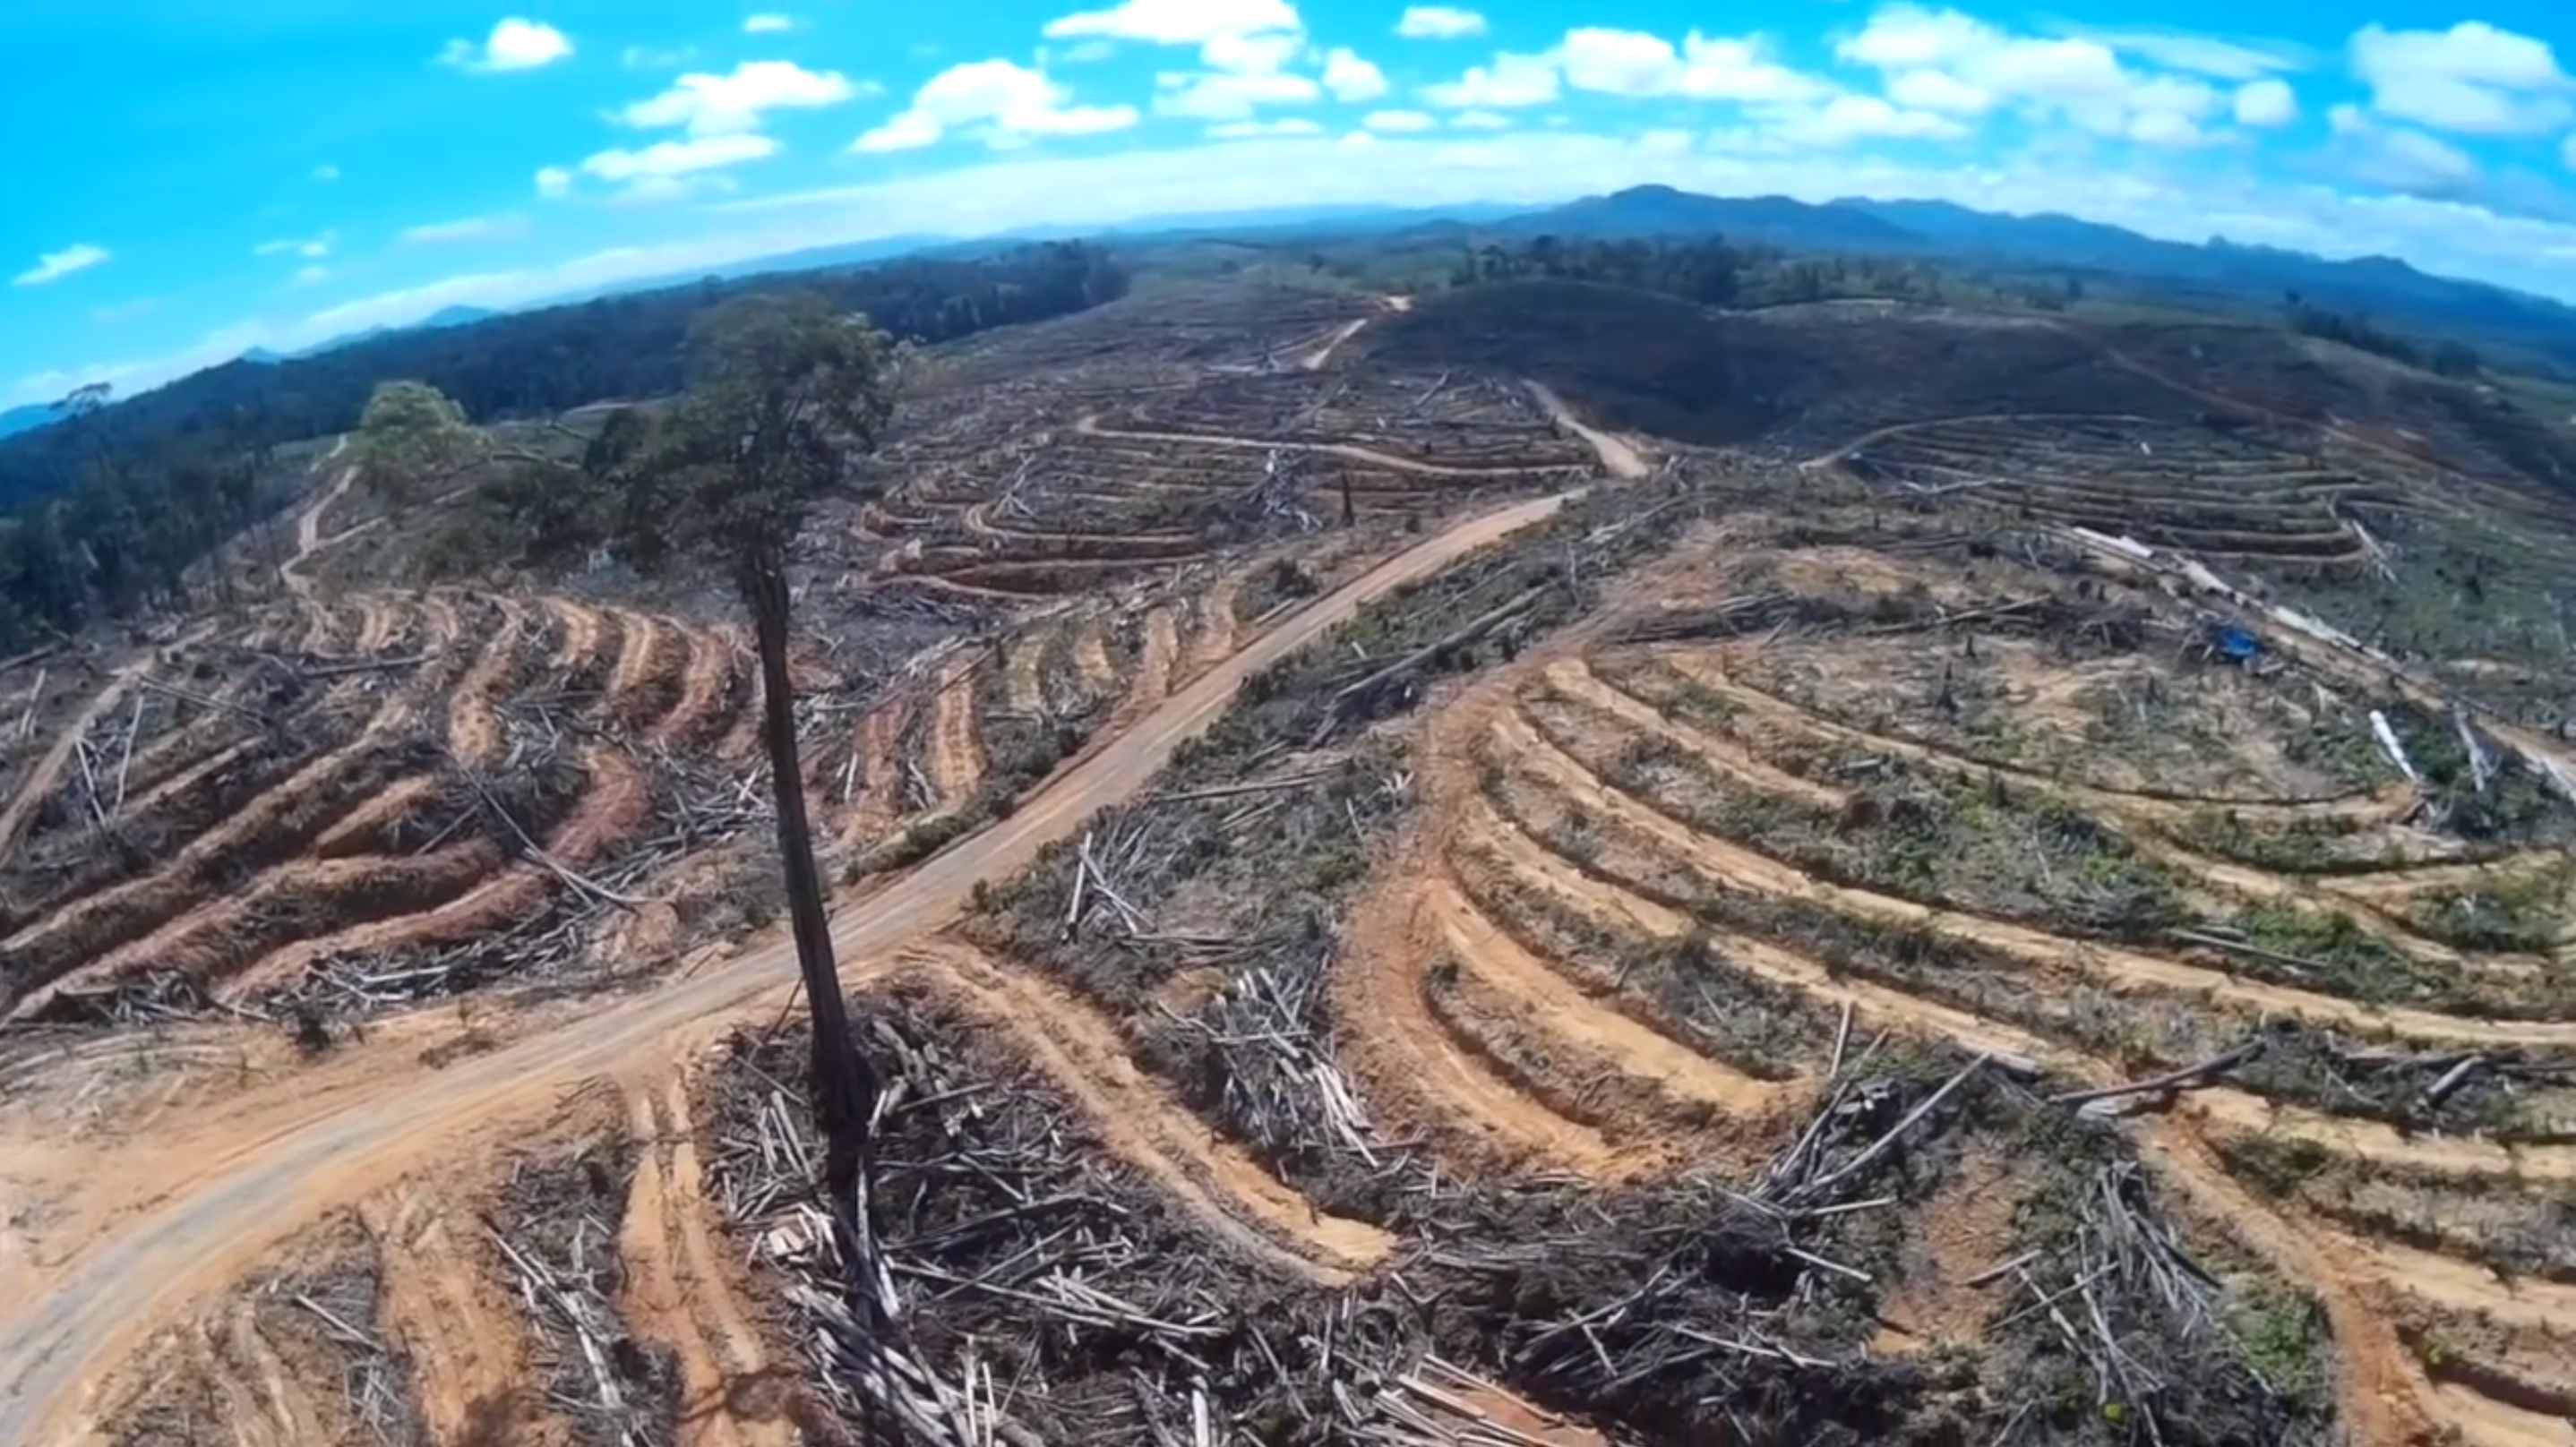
[0,243,1126,651]
[2286,298,2482,377]
[1450,236,1757,306]
[1444,236,1972,311]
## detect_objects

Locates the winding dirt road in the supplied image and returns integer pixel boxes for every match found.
[0,484,1587,1446]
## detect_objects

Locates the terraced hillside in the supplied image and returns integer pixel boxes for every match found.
[0,584,755,1021]
[12,274,2576,1447]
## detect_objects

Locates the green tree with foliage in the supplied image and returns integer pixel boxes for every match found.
[614,291,903,1247]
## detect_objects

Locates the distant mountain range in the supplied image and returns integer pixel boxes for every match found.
[0,404,61,441]
[243,304,502,365]
[47,181,2576,444]
[1498,185,2576,367]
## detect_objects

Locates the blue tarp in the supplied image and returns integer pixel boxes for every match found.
[2211,625,2261,661]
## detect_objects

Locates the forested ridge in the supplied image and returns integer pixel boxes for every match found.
[0,243,1124,651]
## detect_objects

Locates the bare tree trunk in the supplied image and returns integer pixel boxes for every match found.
[747,546,881,1227]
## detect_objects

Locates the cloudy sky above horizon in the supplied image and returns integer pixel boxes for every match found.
[8,1,2576,408]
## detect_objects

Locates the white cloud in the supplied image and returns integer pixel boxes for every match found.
[618,61,866,136]
[1042,0,1300,46]
[1396,6,1485,40]
[2235,78,2296,128]
[291,265,332,288]
[2327,104,2482,197]
[253,231,335,261]
[1450,108,1511,129]
[535,165,574,198]
[1322,47,1388,102]
[1836,6,1993,70]
[1557,29,1670,96]
[1203,30,1300,74]
[2071,28,2307,81]
[311,163,340,183]
[1421,51,1558,108]
[13,244,111,287]
[743,13,795,33]
[1839,6,2236,141]
[1886,68,1988,114]
[1208,117,1324,138]
[438,18,573,73]
[857,59,1139,150]
[1364,108,1437,133]
[1770,94,1968,146]
[1154,70,1320,121]
[402,214,530,244]
[2125,109,2207,147]
[854,112,945,151]
[580,134,781,185]
[2350,22,2573,137]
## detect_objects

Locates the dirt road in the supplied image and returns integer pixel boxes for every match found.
[0,486,1582,1445]
[1526,382,1649,480]
[1078,415,1587,481]
[279,439,355,599]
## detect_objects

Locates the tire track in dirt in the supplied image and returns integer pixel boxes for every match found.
[544,597,603,670]
[1108,605,1180,731]
[918,940,1393,1282]
[924,658,985,804]
[834,698,916,852]
[1188,576,1242,679]
[450,600,522,766]
[1004,629,1050,715]
[0,488,1584,1444]
[1497,708,2576,1051]
[1071,617,1118,701]
[608,610,665,730]
[652,626,734,749]
[361,1186,560,1447]
[712,636,763,765]
[222,1297,323,1446]
[619,1077,795,1447]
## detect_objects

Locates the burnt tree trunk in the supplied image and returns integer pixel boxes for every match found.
[747,545,881,1221]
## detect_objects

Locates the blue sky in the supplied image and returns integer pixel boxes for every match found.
[8,1,2576,407]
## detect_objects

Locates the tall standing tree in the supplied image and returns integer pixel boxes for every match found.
[616,291,902,1248]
